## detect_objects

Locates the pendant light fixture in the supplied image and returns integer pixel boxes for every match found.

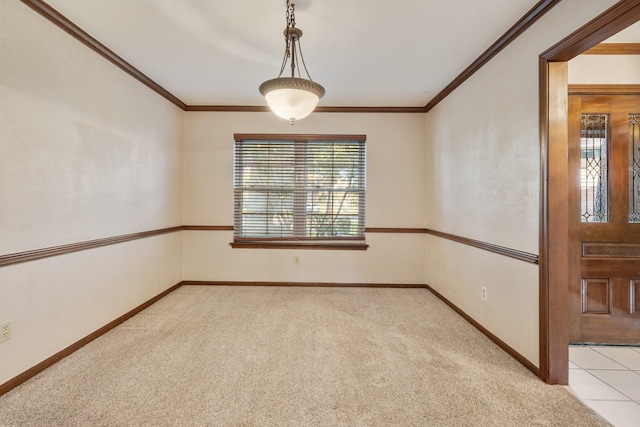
[259,0,325,125]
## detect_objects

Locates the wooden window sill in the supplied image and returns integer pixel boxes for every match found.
[230,241,369,250]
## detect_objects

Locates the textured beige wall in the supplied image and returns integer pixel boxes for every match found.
[425,0,618,366]
[182,112,427,283]
[569,55,640,84]
[0,2,184,384]
[1,0,627,387]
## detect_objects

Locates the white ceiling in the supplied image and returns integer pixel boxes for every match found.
[41,0,639,107]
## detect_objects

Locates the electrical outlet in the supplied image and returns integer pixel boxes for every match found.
[0,322,11,344]
[294,256,301,265]
[481,286,487,301]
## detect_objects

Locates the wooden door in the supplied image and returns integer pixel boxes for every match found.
[568,94,640,344]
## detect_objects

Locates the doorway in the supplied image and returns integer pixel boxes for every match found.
[568,93,640,344]
[540,1,640,384]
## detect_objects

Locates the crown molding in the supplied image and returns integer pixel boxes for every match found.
[20,0,188,110]
[22,0,560,115]
[425,0,561,112]
[185,105,427,113]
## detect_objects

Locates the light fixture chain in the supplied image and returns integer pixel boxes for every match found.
[277,1,293,78]
[259,0,325,124]
[286,0,295,30]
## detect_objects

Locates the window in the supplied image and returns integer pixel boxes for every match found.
[233,134,366,249]
[580,114,608,223]
[629,114,640,223]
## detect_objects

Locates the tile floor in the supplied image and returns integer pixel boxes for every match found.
[569,345,640,427]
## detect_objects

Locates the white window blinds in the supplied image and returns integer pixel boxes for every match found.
[233,134,366,241]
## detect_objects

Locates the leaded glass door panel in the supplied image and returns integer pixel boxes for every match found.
[568,94,640,344]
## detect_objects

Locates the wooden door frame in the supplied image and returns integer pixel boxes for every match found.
[539,0,640,384]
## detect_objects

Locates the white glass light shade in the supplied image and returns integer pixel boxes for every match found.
[260,77,325,123]
[264,88,319,122]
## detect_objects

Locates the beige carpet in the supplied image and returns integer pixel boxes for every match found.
[0,286,609,426]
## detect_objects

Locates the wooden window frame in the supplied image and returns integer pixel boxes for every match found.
[231,134,368,250]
